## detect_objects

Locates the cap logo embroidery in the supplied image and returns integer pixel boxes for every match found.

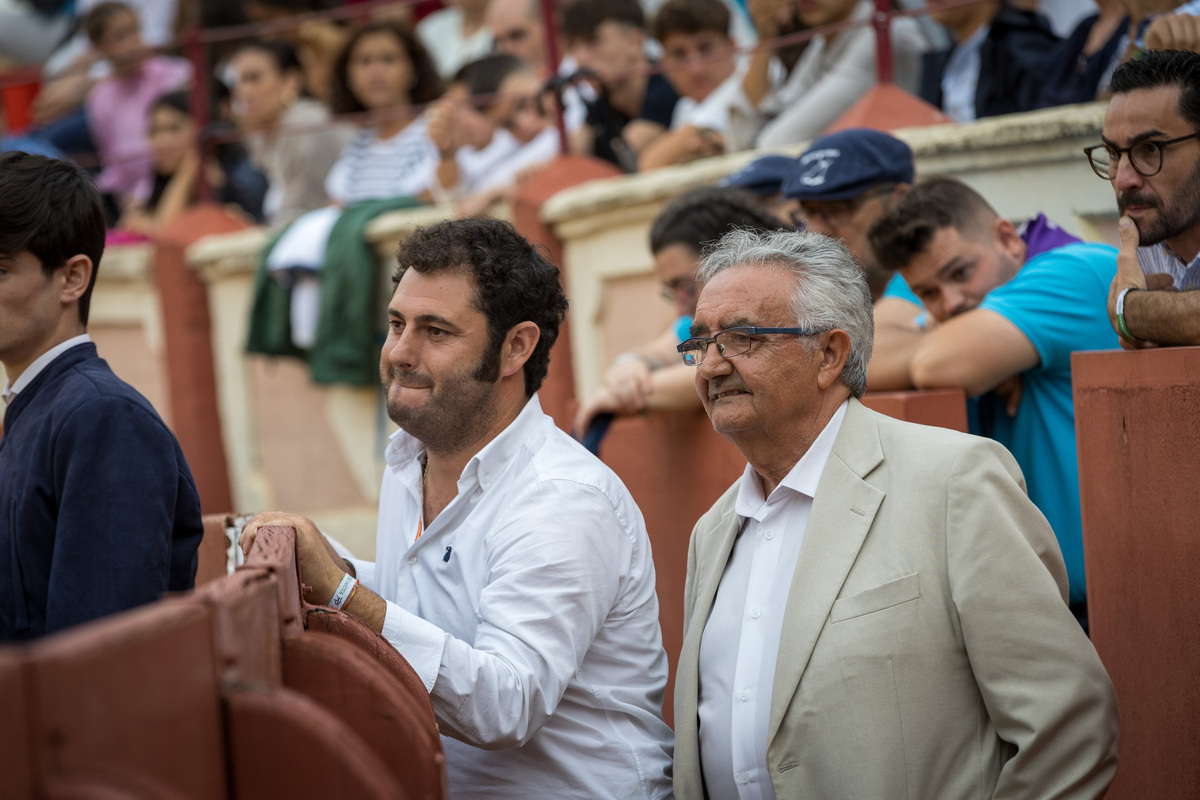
[797,147,840,187]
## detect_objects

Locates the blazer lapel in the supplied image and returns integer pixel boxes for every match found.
[678,498,743,691]
[675,493,744,790]
[768,400,886,744]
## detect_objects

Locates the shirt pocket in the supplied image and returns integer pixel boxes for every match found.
[830,572,921,624]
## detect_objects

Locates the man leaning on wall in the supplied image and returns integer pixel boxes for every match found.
[672,228,1119,799]
[242,218,674,800]
[1089,48,1200,346]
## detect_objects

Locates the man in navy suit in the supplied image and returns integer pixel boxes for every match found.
[0,151,202,641]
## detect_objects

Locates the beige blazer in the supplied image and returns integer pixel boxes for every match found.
[674,399,1119,799]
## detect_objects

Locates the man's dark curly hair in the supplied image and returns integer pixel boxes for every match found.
[867,177,997,273]
[0,152,106,325]
[393,219,569,396]
[330,21,443,115]
[1110,49,1200,129]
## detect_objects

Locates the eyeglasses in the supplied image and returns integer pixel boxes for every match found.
[1084,133,1200,180]
[676,326,822,366]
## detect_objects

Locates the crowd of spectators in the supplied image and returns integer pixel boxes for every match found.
[7,4,1200,793]
[10,0,1200,236]
[4,0,1200,501]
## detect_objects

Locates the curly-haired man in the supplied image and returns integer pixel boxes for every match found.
[244,218,674,799]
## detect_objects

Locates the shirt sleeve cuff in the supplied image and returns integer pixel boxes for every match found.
[343,556,375,586]
[381,599,448,693]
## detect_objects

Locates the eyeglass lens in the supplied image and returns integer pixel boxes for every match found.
[1091,142,1164,179]
[680,329,753,365]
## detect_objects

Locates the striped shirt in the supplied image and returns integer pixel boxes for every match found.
[325,116,439,206]
[1138,241,1200,291]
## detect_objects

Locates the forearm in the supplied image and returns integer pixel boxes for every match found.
[643,365,703,412]
[637,128,693,171]
[621,119,666,157]
[910,345,996,397]
[867,324,925,391]
[1123,289,1200,345]
[910,310,1040,398]
[341,579,387,632]
[742,51,775,107]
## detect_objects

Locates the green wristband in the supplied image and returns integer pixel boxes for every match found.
[1115,287,1142,343]
[1116,313,1140,343]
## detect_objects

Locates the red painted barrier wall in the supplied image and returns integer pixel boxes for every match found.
[0,526,445,800]
[1073,346,1200,799]
[509,154,623,430]
[155,206,249,516]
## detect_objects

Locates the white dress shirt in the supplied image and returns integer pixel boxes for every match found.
[345,394,674,800]
[670,60,750,135]
[2,334,91,405]
[698,400,848,800]
[941,24,989,124]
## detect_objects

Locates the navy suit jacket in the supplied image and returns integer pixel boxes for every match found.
[0,344,202,641]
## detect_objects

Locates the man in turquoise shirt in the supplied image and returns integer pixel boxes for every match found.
[869,177,1119,628]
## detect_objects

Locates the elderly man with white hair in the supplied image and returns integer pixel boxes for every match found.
[671,229,1120,800]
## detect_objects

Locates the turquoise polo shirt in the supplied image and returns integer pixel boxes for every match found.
[882,272,921,306]
[977,242,1119,605]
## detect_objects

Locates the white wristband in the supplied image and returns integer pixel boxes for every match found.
[613,352,646,366]
[1115,286,1137,315]
[328,573,358,610]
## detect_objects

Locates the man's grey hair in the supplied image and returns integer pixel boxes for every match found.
[697,229,874,397]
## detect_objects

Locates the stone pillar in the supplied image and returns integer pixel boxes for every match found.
[1072,346,1200,798]
[510,155,623,430]
[154,206,248,515]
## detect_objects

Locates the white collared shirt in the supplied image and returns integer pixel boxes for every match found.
[345,394,673,800]
[698,400,849,800]
[941,23,989,123]
[2,334,91,405]
[670,58,750,135]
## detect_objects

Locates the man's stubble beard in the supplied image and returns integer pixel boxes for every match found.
[385,342,504,454]
[1119,157,1200,246]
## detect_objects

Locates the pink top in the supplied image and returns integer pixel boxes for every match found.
[86,56,193,202]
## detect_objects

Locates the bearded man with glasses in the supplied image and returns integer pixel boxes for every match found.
[671,229,1119,800]
[1089,49,1200,347]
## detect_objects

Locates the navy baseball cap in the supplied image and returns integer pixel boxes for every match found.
[719,155,799,196]
[782,128,914,202]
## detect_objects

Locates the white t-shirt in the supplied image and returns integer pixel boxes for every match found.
[669,59,749,134]
[416,6,494,78]
[325,117,440,206]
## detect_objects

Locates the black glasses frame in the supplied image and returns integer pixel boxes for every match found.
[1084,132,1200,180]
[676,326,822,366]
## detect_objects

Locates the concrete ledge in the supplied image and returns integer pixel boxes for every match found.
[542,102,1106,229]
[187,203,462,281]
